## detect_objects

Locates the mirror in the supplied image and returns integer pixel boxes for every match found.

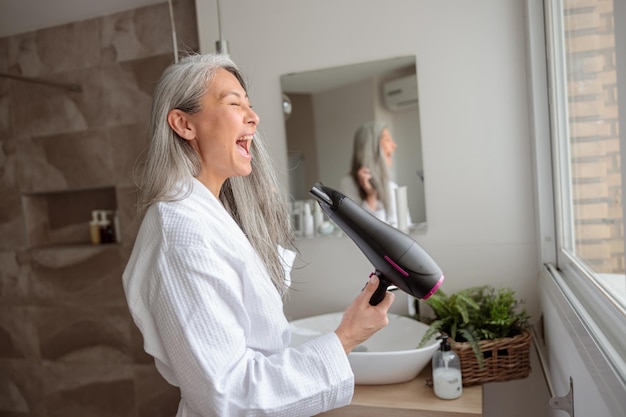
[281,55,426,229]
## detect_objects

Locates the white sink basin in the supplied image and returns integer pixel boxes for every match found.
[289,312,439,385]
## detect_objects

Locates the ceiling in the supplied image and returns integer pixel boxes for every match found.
[0,0,167,38]
[281,56,416,94]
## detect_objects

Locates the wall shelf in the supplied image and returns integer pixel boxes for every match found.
[22,186,118,249]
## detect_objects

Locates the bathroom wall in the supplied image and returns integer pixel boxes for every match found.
[0,0,198,415]
[195,0,549,416]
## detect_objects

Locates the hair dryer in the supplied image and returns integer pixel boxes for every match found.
[310,183,444,305]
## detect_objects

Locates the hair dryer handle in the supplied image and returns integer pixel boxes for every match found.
[369,272,391,306]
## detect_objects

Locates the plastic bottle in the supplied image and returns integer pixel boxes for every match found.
[89,210,101,244]
[303,201,314,238]
[432,335,463,400]
[292,201,303,237]
[313,202,324,235]
[99,211,114,244]
[113,210,121,243]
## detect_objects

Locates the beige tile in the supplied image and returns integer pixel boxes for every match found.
[0,360,45,416]
[0,306,40,360]
[8,21,99,77]
[10,77,88,139]
[17,130,114,193]
[0,0,199,414]
[116,185,140,245]
[0,251,31,305]
[0,78,11,139]
[29,246,126,307]
[35,306,132,363]
[135,365,181,417]
[43,361,135,417]
[0,138,26,250]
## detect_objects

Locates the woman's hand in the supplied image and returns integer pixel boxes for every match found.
[356,167,379,210]
[335,274,395,354]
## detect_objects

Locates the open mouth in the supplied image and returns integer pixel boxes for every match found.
[236,135,253,156]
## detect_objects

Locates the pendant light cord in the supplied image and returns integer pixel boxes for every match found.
[167,0,179,63]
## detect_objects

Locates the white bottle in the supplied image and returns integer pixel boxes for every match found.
[313,202,324,235]
[303,201,314,238]
[432,335,463,400]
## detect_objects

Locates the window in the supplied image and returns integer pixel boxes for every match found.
[543,0,626,379]
[553,0,625,304]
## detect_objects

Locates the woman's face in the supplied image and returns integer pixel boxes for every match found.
[379,128,397,167]
[180,68,260,195]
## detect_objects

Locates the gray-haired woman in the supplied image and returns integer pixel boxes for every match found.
[123,53,394,417]
[340,121,404,226]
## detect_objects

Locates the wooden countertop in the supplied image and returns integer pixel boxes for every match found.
[317,365,483,417]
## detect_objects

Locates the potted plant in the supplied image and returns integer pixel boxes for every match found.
[415,285,532,386]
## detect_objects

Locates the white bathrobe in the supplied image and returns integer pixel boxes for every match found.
[123,178,354,417]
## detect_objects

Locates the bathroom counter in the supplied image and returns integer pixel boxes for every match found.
[317,365,483,417]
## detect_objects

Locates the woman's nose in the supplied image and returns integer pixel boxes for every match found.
[247,107,260,126]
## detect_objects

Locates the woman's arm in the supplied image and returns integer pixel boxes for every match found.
[146,245,355,417]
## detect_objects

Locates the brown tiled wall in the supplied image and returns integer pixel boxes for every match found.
[565,0,624,273]
[0,1,198,415]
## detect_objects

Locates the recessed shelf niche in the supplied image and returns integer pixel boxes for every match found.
[22,187,118,249]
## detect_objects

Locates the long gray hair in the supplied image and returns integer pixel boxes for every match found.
[135,53,294,295]
[349,121,391,213]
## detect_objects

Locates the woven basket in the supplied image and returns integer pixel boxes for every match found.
[451,330,532,386]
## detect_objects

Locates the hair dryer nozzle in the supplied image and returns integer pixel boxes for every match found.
[309,183,444,304]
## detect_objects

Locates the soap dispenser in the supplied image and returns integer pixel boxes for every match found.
[432,334,463,400]
[89,210,101,245]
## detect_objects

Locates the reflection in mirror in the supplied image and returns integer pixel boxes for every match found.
[281,56,426,231]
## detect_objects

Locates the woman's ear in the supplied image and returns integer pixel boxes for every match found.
[167,109,195,140]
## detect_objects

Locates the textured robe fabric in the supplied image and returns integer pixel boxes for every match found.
[123,178,354,417]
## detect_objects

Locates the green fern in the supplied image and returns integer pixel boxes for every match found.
[414,285,530,367]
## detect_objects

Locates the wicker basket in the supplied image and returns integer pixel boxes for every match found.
[451,330,532,386]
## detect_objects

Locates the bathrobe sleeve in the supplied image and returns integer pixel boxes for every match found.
[145,243,354,417]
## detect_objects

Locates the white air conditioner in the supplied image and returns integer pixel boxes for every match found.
[382,74,418,111]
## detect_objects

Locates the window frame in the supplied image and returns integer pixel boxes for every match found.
[535,0,626,385]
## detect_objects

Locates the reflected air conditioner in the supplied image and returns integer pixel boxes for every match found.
[382,74,418,111]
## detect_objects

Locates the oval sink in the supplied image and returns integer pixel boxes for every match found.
[289,312,439,385]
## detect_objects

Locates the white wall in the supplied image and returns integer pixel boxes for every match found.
[313,78,375,190]
[196,1,545,416]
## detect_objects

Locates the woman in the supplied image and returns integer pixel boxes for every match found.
[339,121,406,226]
[123,53,394,417]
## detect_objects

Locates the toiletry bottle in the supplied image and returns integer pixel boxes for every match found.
[313,202,324,235]
[303,201,314,238]
[432,335,463,400]
[105,210,117,242]
[113,210,121,243]
[89,210,101,245]
[292,201,303,237]
[99,211,113,244]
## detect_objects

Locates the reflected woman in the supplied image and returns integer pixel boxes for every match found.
[339,121,410,227]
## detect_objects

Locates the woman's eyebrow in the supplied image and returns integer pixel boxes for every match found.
[221,90,248,100]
